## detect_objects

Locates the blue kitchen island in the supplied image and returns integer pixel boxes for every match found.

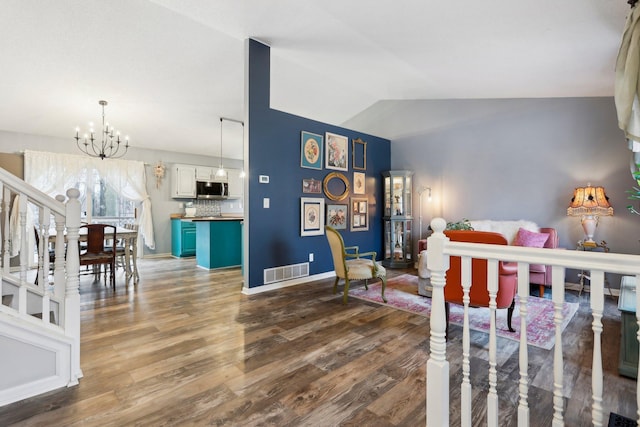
[192,217,243,269]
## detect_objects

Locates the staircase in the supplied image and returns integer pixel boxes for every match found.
[0,167,81,406]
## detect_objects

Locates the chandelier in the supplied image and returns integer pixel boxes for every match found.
[75,100,129,159]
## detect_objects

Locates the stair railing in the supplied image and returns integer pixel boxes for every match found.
[426,217,640,427]
[0,167,81,386]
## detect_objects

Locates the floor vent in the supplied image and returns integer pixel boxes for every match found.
[264,262,309,285]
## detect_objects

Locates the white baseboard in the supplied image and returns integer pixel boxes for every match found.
[241,271,335,295]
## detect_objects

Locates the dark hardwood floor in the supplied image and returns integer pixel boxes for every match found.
[0,257,636,426]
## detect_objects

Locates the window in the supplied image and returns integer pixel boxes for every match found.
[24,150,155,250]
[74,171,137,227]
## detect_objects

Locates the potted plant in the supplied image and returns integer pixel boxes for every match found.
[445,218,474,230]
[627,164,640,215]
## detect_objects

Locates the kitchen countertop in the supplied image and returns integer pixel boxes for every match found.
[189,216,243,221]
[170,213,243,221]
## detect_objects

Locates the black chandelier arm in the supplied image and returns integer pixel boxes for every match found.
[74,100,130,160]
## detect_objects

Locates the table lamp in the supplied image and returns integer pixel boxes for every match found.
[567,183,613,245]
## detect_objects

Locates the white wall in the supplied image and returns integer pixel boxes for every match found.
[387,97,638,259]
[0,130,242,255]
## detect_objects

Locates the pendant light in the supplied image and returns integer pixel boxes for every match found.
[216,117,225,177]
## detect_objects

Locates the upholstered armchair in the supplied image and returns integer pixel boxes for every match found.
[528,227,559,297]
[444,230,518,337]
[325,225,387,304]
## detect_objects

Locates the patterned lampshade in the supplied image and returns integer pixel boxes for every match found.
[567,184,613,217]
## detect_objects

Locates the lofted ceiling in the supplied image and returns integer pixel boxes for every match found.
[0,0,631,160]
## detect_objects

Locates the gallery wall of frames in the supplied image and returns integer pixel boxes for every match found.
[300,131,369,236]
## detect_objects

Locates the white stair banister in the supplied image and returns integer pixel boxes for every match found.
[64,188,82,385]
[425,218,450,427]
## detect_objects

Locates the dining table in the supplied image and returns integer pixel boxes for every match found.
[48,225,139,283]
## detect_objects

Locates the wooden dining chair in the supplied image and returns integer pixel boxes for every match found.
[79,224,117,289]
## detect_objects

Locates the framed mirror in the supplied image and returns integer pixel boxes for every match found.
[323,172,350,201]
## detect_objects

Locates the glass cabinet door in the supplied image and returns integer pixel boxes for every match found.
[382,170,414,268]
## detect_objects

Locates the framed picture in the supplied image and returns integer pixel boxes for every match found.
[326,203,348,230]
[302,178,322,193]
[301,197,325,236]
[325,132,348,171]
[352,138,367,170]
[353,172,365,195]
[323,172,349,201]
[350,197,368,231]
[300,131,323,170]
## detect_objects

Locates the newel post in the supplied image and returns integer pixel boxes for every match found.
[64,188,82,384]
[426,217,450,427]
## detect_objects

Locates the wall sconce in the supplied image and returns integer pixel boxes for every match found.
[567,183,613,245]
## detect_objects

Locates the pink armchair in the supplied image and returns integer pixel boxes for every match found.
[528,227,559,297]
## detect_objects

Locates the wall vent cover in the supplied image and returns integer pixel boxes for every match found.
[263,262,309,285]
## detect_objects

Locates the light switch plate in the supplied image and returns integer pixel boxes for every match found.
[263,198,270,208]
[259,175,269,183]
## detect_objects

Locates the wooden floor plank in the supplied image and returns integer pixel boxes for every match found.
[0,257,637,426]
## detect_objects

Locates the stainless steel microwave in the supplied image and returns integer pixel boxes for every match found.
[196,180,228,199]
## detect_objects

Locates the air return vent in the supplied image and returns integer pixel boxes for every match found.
[263,262,309,285]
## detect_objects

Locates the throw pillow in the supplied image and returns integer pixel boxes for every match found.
[513,227,549,271]
[514,227,549,247]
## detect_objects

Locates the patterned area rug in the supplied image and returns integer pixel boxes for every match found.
[349,274,579,350]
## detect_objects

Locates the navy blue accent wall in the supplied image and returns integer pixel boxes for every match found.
[247,39,391,288]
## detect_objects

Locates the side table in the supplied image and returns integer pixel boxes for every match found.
[575,240,611,296]
[618,276,638,379]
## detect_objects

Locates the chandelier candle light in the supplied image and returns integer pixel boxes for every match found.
[567,183,613,245]
[75,100,129,159]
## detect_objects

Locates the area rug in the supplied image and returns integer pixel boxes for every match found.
[349,274,579,350]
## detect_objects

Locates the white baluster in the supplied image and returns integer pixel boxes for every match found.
[53,196,66,300]
[426,218,450,427]
[517,262,530,427]
[64,188,82,385]
[2,186,9,274]
[487,258,499,426]
[551,266,566,427]
[461,255,472,427]
[41,206,51,289]
[589,269,605,427]
[18,193,27,283]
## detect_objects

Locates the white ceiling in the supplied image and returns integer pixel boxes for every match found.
[0,0,631,160]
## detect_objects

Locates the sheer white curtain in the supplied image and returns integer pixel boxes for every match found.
[24,150,156,250]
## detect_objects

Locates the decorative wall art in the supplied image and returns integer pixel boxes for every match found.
[352,138,367,170]
[302,178,322,194]
[350,197,369,231]
[325,132,348,171]
[326,203,348,230]
[300,197,325,236]
[323,172,349,201]
[300,131,323,170]
[353,172,365,195]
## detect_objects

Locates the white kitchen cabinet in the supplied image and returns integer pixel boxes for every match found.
[171,164,196,198]
[227,168,244,199]
[196,167,215,181]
